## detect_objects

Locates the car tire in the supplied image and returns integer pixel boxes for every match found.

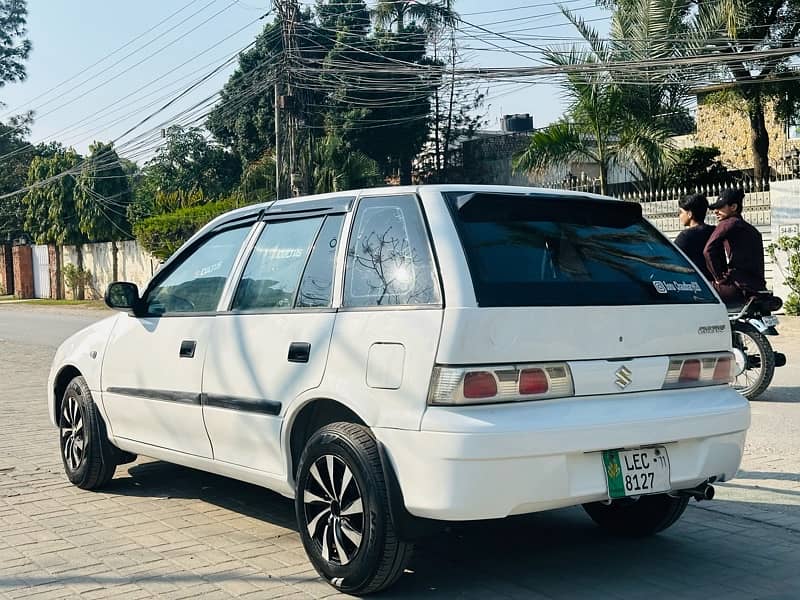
[58,376,118,490]
[582,493,690,537]
[295,422,413,595]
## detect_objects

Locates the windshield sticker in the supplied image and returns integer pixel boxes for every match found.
[653,280,701,294]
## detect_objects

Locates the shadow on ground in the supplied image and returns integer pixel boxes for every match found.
[83,460,800,599]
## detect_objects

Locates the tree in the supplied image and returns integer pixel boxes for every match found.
[664,146,730,189]
[513,51,673,194]
[701,0,800,180]
[372,0,456,35]
[0,115,34,241]
[140,125,241,199]
[0,0,31,88]
[23,148,86,297]
[312,133,381,193]
[75,141,133,281]
[512,1,707,192]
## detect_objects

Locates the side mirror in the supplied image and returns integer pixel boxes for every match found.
[105,282,141,312]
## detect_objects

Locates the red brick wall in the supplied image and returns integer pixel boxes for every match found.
[12,245,34,299]
[0,245,13,296]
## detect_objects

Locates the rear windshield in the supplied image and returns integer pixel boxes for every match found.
[444,192,716,307]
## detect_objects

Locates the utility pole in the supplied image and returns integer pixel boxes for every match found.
[274,80,281,200]
[273,0,302,197]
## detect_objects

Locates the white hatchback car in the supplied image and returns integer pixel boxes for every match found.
[49,185,749,594]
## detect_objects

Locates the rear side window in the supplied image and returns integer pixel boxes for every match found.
[445,192,716,307]
[344,195,441,307]
[233,217,323,311]
[297,214,344,308]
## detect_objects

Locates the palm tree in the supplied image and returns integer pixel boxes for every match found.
[313,134,382,193]
[514,0,729,193]
[372,0,456,35]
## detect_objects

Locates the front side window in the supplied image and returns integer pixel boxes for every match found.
[144,226,251,315]
[232,217,324,311]
[344,195,440,307]
[445,192,716,307]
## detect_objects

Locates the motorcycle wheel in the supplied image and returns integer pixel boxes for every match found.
[731,322,775,400]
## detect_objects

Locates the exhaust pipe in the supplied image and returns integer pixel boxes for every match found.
[677,482,715,502]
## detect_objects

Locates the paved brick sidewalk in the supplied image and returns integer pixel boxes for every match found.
[1,313,799,599]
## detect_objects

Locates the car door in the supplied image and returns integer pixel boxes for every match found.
[101,224,253,457]
[202,211,345,475]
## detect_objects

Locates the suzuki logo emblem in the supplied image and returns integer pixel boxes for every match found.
[615,365,632,390]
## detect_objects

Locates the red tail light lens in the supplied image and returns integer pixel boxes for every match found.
[663,352,734,389]
[428,363,574,405]
[463,371,497,399]
[519,368,549,395]
[713,357,733,383]
[679,359,701,383]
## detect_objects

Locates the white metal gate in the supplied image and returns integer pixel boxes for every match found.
[32,244,50,299]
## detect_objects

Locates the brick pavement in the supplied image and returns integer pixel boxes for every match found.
[1,310,799,599]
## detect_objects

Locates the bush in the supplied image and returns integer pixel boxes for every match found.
[767,235,800,316]
[133,197,237,260]
[63,263,92,299]
[784,293,800,316]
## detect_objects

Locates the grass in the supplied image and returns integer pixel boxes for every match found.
[16,299,109,309]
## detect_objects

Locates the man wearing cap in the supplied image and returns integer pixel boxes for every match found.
[703,188,766,305]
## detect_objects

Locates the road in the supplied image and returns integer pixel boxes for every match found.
[1,305,799,600]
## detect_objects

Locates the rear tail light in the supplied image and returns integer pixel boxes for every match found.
[663,352,734,389]
[463,371,497,399]
[428,363,574,406]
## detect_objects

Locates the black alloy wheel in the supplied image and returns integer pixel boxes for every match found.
[58,376,118,490]
[303,454,365,566]
[295,422,413,595]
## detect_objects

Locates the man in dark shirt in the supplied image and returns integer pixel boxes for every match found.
[675,193,714,281]
[703,188,765,305]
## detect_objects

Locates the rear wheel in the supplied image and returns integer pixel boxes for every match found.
[582,494,689,537]
[59,376,118,490]
[295,422,413,595]
[732,322,774,400]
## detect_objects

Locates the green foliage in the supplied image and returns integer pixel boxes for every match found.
[208,3,442,186]
[62,263,92,300]
[0,0,31,87]
[767,235,800,315]
[127,188,208,226]
[140,125,241,199]
[74,141,133,242]
[665,146,729,189]
[239,153,275,204]
[312,133,381,193]
[22,148,86,245]
[133,197,237,260]
[513,1,697,192]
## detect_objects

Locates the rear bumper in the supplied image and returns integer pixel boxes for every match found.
[375,386,749,521]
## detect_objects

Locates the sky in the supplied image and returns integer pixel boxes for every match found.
[0,0,610,161]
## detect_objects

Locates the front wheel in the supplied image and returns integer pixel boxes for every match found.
[732,322,775,400]
[59,376,118,490]
[295,422,413,595]
[583,493,689,537]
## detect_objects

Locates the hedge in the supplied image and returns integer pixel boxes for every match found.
[133,198,237,260]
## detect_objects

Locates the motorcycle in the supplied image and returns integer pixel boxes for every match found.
[729,292,787,400]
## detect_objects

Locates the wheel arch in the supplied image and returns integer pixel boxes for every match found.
[285,397,368,483]
[53,364,83,425]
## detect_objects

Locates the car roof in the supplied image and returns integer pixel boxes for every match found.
[212,184,614,228]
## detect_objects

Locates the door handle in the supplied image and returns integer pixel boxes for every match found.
[179,340,197,358]
[288,342,311,363]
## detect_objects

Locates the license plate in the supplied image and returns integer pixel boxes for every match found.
[602,447,671,499]
[762,315,779,327]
